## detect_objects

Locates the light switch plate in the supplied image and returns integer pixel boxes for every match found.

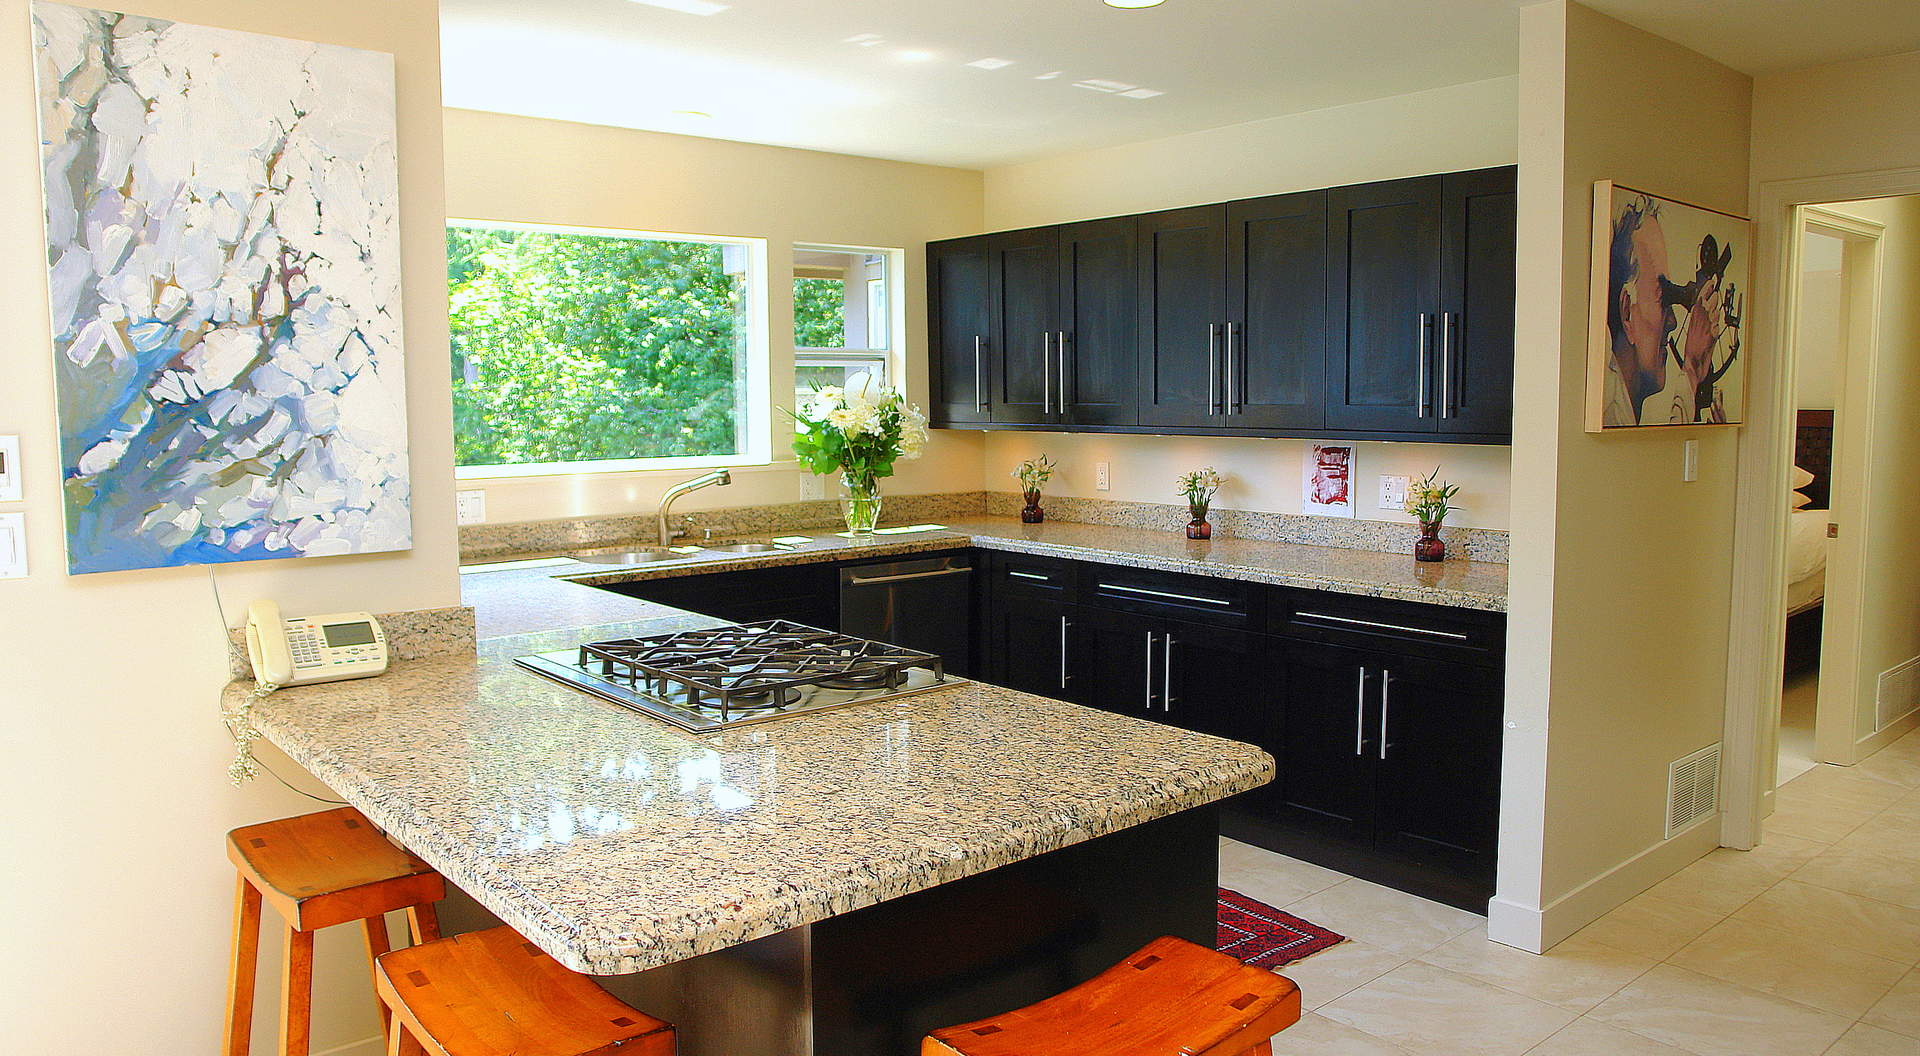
[1682,439,1700,482]
[1095,462,1111,491]
[455,489,487,525]
[1379,474,1411,510]
[0,435,20,502]
[0,513,25,579]
[799,474,826,501]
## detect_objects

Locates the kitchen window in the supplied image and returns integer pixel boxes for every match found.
[448,221,767,476]
[793,245,895,402]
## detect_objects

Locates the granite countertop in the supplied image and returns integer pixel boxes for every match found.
[233,656,1273,974]
[462,516,1507,638]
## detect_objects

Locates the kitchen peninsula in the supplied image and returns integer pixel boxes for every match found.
[233,608,1273,1056]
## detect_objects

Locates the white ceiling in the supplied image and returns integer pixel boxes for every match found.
[439,0,1522,168]
[439,0,1920,170]
[1577,0,1920,76]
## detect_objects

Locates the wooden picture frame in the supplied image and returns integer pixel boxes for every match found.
[1586,180,1752,432]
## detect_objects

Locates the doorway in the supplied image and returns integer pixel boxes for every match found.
[1773,208,1881,786]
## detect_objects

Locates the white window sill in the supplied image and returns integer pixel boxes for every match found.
[455,454,777,482]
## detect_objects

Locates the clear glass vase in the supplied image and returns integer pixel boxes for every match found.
[841,473,883,536]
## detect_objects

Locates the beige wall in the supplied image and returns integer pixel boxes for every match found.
[1793,230,1845,411]
[441,109,988,525]
[1751,51,1920,187]
[975,76,1519,530]
[1495,1,1752,950]
[0,1,457,1053]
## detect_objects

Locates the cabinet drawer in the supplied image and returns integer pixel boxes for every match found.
[1082,564,1260,627]
[1270,588,1504,667]
[990,552,1077,599]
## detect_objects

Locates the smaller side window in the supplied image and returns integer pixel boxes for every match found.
[794,246,893,404]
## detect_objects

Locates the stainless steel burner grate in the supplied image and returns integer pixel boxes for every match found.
[513,620,960,731]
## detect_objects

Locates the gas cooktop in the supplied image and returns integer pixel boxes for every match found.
[513,620,962,732]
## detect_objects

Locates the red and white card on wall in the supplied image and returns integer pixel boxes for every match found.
[1303,444,1356,518]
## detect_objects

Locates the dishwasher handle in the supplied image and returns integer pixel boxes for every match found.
[842,566,975,586]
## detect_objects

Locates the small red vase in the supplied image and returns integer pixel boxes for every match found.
[1415,521,1446,562]
[1186,510,1211,540]
[1021,490,1045,524]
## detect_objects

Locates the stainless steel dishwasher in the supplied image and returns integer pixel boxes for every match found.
[838,554,975,677]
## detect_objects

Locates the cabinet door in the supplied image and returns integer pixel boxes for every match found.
[1438,167,1516,437]
[1372,656,1503,884]
[1079,609,1160,719]
[1225,192,1326,430]
[1326,177,1442,433]
[1057,217,1138,426]
[986,597,1085,703]
[1270,640,1377,843]
[1136,206,1227,428]
[927,237,993,425]
[989,228,1060,425]
[1159,622,1271,745]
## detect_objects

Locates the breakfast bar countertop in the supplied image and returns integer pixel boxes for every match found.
[461,515,1509,639]
[230,655,1274,975]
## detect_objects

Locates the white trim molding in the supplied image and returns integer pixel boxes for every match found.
[1488,814,1721,953]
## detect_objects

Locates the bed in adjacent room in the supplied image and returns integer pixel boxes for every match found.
[1784,409,1834,678]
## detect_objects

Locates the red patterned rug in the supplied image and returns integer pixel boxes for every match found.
[1216,887,1346,969]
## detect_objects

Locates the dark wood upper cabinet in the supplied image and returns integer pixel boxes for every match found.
[925,165,1514,442]
[1438,167,1517,436]
[1226,191,1328,431]
[926,236,992,425]
[1326,176,1444,433]
[1136,206,1227,428]
[1057,217,1138,426]
[987,227,1059,425]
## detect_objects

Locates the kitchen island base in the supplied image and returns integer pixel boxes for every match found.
[438,806,1219,1056]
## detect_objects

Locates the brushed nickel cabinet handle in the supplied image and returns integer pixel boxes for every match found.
[1355,667,1368,756]
[1059,616,1071,689]
[1294,611,1470,640]
[1162,633,1175,711]
[1440,312,1455,419]
[1379,668,1393,759]
[1042,330,1053,415]
[1098,582,1234,607]
[1225,322,1238,414]
[1416,312,1431,418]
[1208,323,1221,416]
[1143,632,1158,710]
[973,336,987,410]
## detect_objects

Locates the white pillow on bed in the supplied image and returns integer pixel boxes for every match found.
[1792,465,1816,490]
[1791,490,1813,510]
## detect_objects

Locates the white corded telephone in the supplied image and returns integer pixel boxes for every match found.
[244,600,390,687]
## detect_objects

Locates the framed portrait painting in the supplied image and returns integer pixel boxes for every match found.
[1586,180,1751,432]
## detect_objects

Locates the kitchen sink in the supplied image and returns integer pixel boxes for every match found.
[570,547,689,565]
[701,541,797,554]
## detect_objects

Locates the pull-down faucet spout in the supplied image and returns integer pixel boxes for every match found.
[657,470,732,545]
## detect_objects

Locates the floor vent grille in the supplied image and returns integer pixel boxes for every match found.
[1877,657,1920,732]
[1666,743,1721,839]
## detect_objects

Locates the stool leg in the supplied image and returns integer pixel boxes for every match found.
[362,916,393,1042]
[280,926,315,1056]
[406,901,441,944]
[223,875,263,1056]
[387,1022,425,1056]
[1245,1042,1273,1055]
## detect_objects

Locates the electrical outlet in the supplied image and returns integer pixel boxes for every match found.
[455,489,487,525]
[1095,462,1111,491]
[1682,439,1699,482]
[0,512,24,579]
[800,474,826,501]
[0,435,19,502]
[1379,474,1411,510]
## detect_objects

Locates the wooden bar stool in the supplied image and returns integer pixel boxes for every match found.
[223,806,446,1056]
[374,925,677,1056]
[923,935,1300,1056]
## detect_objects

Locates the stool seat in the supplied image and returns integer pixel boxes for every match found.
[376,926,676,1056]
[227,806,444,932]
[924,935,1300,1056]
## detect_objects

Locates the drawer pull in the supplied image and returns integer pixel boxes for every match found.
[1007,570,1052,582]
[1294,611,1469,641]
[1097,582,1234,607]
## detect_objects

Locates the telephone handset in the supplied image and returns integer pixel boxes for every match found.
[245,600,389,688]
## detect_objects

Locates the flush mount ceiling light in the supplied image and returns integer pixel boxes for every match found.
[628,0,730,14]
[671,110,712,119]
[1103,0,1167,8]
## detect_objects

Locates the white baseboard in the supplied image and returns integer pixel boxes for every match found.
[1858,706,1920,759]
[1486,815,1721,953]
[315,1034,383,1056]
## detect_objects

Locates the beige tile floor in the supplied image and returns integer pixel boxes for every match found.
[1229,722,1920,1055]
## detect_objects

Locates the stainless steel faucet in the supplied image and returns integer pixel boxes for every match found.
[657,470,732,544]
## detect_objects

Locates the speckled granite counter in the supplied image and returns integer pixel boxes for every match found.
[463,516,1506,638]
[231,657,1273,974]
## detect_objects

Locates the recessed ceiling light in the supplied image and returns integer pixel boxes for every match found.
[1073,78,1135,93]
[672,110,712,119]
[1119,88,1163,99]
[1103,0,1166,8]
[1034,70,1063,81]
[966,57,1014,71]
[843,32,885,46]
[897,49,937,63]
[628,0,730,15]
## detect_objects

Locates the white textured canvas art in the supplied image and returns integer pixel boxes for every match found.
[32,3,412,574]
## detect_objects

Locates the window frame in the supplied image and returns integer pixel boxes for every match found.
[447,218,772,482]
[791,243,903,395]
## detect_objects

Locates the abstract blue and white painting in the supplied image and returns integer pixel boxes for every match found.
[32,3,412,574]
